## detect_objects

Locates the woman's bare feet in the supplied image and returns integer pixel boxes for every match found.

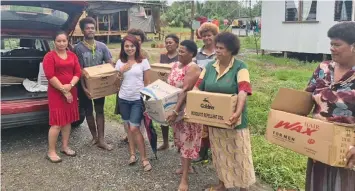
[97,141,113,151]
[91,138,98,145]
[175,166,194,174]
[178,181,188,191]
[157,143,169,151]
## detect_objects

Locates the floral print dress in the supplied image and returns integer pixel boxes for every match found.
[167,61,202,159]
[305,61,355,191]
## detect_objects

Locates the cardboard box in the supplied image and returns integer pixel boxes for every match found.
[150,63,172,83]
[82,64,120,99]
[266,88,355,167]
[140,79,183,125]
[184,90,240,129]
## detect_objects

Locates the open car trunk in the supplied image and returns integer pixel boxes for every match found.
[1,57,47,101]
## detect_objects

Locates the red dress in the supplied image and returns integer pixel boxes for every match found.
[43,51,81,126]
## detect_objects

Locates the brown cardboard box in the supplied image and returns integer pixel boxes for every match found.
[150,63,172,83]
[184,90,241,129]
[266,88,355,167]
[82,64,120,99]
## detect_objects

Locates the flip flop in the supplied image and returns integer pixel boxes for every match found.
[46,155,62,163]
[60,150,77,157]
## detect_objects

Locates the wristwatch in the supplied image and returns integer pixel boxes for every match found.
[70,83,75,87]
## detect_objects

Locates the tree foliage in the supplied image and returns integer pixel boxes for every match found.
[162,1,262,27]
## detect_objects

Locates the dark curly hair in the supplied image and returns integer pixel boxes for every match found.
[165,34,179,44]
[215,32,240,56]
[79,17,96,31]
[127,28,146,43]
[180,40,198,57]
[328,21,355,45]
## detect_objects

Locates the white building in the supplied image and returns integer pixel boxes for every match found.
[261,0,355,55]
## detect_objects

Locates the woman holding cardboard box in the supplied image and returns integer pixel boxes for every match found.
[166,40,202,191]
[193,22,219,164]
[304,22,355,191]
[43,31,81,163]
[158,34,180,151]
[115,35,152,172]
[195,32,255,191]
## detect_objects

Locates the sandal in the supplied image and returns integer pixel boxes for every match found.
[142,159,152,172]
[60,149,77,157]
[128,155,138,165]
[46,155,62,163]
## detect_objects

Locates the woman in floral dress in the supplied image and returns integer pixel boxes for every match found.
[166,40,202,191]
[305,22,355,191]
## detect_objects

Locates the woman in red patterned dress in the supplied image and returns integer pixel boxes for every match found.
[43,31,81,163]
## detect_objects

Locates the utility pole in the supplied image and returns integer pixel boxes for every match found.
[190,0,195,41]
[249,0,252,18]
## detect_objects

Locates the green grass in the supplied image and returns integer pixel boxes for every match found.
[104,31,320,190]
[240,36,261,50]
[252,136,307,190]
[244,55,317,189]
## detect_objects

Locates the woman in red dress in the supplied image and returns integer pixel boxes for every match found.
[43,31,81,163]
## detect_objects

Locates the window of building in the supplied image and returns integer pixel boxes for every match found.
[334,0,353,21]
[285,0,318,22]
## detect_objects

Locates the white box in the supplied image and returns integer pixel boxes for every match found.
[140,79,183,125]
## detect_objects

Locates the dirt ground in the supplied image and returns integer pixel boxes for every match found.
[1,119,272,191]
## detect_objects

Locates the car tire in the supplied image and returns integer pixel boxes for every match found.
[71,107,86,127]
[71,116,85,127]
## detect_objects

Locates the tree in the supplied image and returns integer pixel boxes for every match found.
[161,1,191,27]
[161,1,262,28]
[247,0,261,54]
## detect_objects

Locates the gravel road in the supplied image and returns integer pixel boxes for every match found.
[1,119,272,191]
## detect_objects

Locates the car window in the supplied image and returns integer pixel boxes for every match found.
[2,38,45,51]
[1,38,47,57]
[48,40,55,50]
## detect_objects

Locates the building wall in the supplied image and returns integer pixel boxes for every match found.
[261,1,341,54]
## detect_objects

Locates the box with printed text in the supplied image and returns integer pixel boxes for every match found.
[184,90,241,129]
[140,79,183,125]
[266,88,355,167]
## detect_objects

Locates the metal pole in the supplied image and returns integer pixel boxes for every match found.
[190,0,195,41]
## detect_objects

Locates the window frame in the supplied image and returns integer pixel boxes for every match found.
[283,0,319,23]
[334,0,354,21]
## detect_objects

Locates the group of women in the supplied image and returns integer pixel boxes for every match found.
[43,20,355,191]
